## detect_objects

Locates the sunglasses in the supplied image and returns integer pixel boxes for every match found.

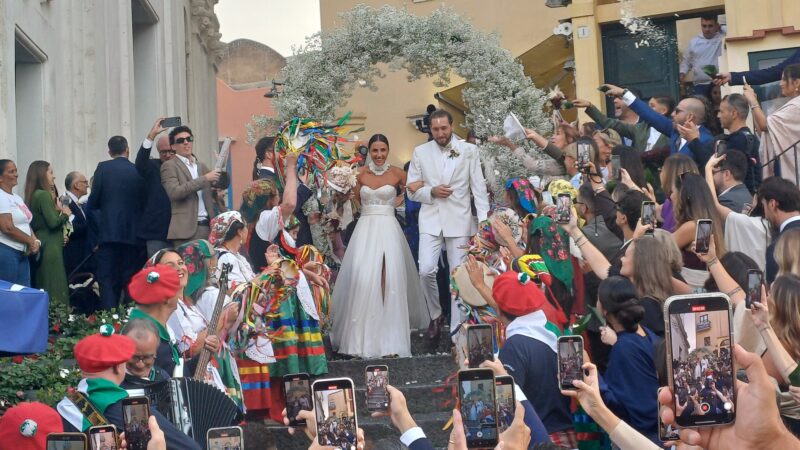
[174,136,194,144]
[159,149,177,155]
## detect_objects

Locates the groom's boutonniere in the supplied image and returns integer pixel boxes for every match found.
[448,149,460,159]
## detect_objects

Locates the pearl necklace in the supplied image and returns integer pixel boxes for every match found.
[368,160,390,176]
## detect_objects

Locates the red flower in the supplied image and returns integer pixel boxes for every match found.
[11,356,23,364]
[113,323,121,332]
[88,315,96,324]
[52,323,61,333]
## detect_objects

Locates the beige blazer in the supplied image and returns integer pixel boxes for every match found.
[160,156,215,240]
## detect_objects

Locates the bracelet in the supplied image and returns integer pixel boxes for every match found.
[726,287,742,297]
[750,104,760,110]
[758,325,770,332]
[706,257,719,268]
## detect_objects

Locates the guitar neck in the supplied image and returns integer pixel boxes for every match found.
[193,272,229,379]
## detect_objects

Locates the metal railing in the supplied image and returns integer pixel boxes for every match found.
[761,138,800,186]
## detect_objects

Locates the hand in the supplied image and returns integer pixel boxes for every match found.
[448,409,468,450]
[308,212,322,225]
[558,207,579,235]
[619,168,638,191]
[691,233,717,263]
[742,83,759,105]
[714,72,731,86]
[523,128,542,141]
[632,218,653,240]
[265,244,281,265]
[147,118,168,141]
[750,291,770,329]
[28,238,40,255]
[303,268,330,290]
[491,216,516,247]
[488,135,514,149]
[371,385,417,435]
[706,152,727,175]
[431,184,453,199]
[479,358,509,377]
[203,334,221,353]
[600,326,618,346]
[660,345,800,449]
[600,84,626,97]
[676,119,700,142]
[119,415,165,450]
[204,169,221,183]
[283,407,317,441]
[465,255,486,289]
[406,181,424,193]
[561,362,604,417]
[284,151,300,169]
[498,246,513,268]
[498,402,531,450]
[59,203,72,215]
[571,98,592,108]
[224,302,239,328]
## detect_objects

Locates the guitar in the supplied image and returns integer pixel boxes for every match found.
[193,263,232,380]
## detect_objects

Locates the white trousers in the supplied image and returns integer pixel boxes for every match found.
[418,232,470,334]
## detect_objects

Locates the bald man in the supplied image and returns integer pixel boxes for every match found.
[602,84,714,168]
[136,118,175,256]
[120,318,171,389]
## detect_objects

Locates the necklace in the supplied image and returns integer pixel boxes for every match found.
[368,160,390,176]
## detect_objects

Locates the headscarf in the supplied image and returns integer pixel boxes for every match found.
[210,211,245,246]
[504,177,537,214]
[240,179,278,224]
[547,179,578,202]
[530,210,574,290]
[177,239,214,298]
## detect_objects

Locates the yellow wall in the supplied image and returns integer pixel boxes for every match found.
[319,0,570,165]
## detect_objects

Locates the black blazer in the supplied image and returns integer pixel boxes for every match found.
[766,218,800,283]
[408,437,435,450]
[718,183,753,215]
[135,144,172,241]
[63,199,90,276]
[86,157,144,246]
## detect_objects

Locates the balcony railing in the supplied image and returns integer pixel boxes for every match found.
[762,138,800,186]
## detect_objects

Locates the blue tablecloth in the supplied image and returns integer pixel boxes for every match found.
[0,280,49,355]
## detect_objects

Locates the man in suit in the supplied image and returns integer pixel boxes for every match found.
[407,109,490,341]
[136,118,174,257]
[87,136,145,310]
[63,171,91,276]
[759,176,800,283]
[711,150,753,214]
[160,126,219,246]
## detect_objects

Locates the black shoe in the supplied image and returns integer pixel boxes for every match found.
[426,316,444,341]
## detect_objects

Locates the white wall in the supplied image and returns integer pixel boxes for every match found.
[0,0,221,191]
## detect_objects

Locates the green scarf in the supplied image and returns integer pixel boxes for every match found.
[530,215,574,290]
[85,378,128,415]
[129,308,180,366]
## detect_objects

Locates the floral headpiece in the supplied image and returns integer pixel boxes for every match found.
[284,214,300,230]
[240,179,278,223]
[327,165,358,194]
[210,211,245,246]
[504,177,537,214]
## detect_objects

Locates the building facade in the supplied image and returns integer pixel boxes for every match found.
[1,0,224,186]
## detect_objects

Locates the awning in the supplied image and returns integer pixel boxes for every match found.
[437,34,577,135]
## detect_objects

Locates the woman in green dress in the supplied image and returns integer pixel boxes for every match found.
[24,160,71,305]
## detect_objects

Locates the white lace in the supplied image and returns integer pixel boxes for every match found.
[368,159,390,176]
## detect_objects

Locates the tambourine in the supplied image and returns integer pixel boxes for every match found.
[452,261,498,307]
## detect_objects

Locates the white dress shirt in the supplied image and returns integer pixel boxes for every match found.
[680,31,725,85]
[176,154,209,221]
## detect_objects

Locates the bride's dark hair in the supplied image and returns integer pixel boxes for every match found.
[368,133,390,150]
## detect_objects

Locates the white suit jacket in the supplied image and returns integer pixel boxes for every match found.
[407,138,490,238]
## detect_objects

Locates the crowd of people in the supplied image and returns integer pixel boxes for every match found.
[2,13,800,450]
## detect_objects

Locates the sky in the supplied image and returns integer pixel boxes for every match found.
[215,0,321,57]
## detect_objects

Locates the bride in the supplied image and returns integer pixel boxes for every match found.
[331,134,428,358]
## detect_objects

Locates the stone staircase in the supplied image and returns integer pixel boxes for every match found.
[244,328,458,449]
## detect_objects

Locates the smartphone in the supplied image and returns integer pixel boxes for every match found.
[313,378,358,449]
[88,425,118,450]
[556,193,572,224]
[47,433,88,450]
[577,143,591,169]
[665,293,735,427]
[641,201,656,226]
[458,369,498,448]
[715,140,727,156]
[121,396,151,448]
[365,365,390,412]
[558,335,584,390]
[207,426,243,450]
[284,373,312,427]
[695,219,713,254]
[745,269,763,310]
[494,375,516,434]
[467,324,494,368]
[160,116,181,128]
[658,407,681,442]
[611,154,621,180]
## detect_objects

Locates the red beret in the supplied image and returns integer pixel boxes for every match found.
[74,325,136,373]
[128,264,180,304]
[0,402,63,450]
[492,271,546,317]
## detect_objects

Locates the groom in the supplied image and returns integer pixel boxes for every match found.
[407,110,490,342]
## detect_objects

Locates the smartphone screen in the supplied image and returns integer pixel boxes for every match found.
[494,376,516,434]
[47,433,88,450]
[558,336,584,390]
[745,270,763,310]
[695,220,713,254]
[658,408,681,442]
[88,426,118,450]
[122,397,151,448]
[715,140,727,156]
[313,378,358,449]
[666,294,735,427]
[611,155,621,180]
[160,116,181,128]
[467,324,494,368]
[207,426,243,450]
[459,369,498,448]
[577,143,591,168]
[641,201,656,226]
[284,373,312,427]
[366,365,390,412]
[556,194,572,224]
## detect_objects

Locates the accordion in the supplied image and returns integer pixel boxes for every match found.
[127,377,242,448]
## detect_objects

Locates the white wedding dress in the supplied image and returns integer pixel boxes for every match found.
[331,185,428,358]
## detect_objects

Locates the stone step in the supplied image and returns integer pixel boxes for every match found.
[410,327,454,356]
[325,353,457,386]
[352,382,456,417]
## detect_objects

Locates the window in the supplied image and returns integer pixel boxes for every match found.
[704,337,711,347]
[697,314,711,331]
